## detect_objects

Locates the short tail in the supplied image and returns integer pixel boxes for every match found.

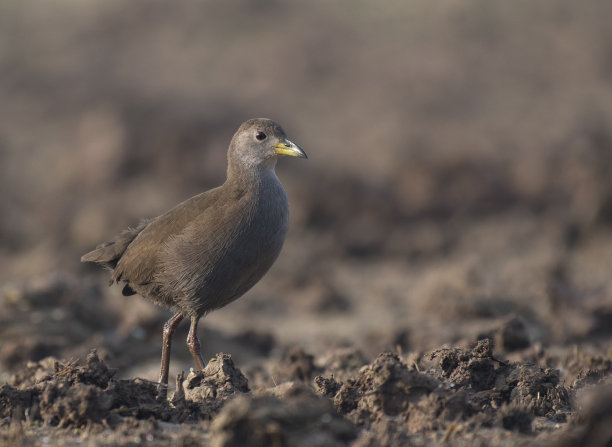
[81,219,149,269]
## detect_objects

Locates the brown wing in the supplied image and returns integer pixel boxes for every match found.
[110,188,224,288]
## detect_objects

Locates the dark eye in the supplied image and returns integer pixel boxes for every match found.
[255,131,267,141]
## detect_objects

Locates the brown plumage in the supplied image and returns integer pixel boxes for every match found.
[81,118,306,396]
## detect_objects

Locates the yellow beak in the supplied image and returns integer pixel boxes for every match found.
[273,140,307,159]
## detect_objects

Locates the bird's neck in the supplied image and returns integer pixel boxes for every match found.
[226,163,279,192]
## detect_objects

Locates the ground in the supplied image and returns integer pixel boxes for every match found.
[1,1,612,446]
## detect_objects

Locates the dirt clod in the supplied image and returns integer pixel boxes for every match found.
[276,346,316,382]
[182,353,249,414]
[430,340,499,391]
[314,375,341,398]
[498,402,533,433]
[331,352,441,428]
[210,389,357,447]
[498,317,531,352]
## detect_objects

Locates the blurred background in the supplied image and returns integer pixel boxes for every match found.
[1,0,611,381]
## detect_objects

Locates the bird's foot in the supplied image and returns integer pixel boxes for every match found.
[156,382,169,402]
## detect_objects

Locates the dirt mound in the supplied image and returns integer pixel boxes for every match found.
[211,385,357,447]
[1,351,164,427]
[172,353,250,420]
[0,350,251,430]
[310,339,580,444]
[558,382,612,447]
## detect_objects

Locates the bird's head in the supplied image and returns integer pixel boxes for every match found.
[228,118,307,173]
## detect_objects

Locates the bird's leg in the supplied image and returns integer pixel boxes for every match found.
[157,312,184,398]
[187,316,206,371]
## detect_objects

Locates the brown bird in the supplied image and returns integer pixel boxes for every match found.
[81,118,306,396]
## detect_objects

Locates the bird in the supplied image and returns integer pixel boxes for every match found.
[81,118,307,397]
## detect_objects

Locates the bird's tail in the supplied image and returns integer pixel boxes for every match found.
[81,219,149,269]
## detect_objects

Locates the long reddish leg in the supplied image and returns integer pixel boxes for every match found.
[157,312,184,398]
[187,316,206,370]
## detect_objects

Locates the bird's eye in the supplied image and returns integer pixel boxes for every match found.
[255,131,267,141]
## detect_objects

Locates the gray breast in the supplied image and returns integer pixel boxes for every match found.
[159,171,289,317]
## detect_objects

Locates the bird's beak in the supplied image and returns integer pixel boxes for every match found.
[274,140,308,159]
